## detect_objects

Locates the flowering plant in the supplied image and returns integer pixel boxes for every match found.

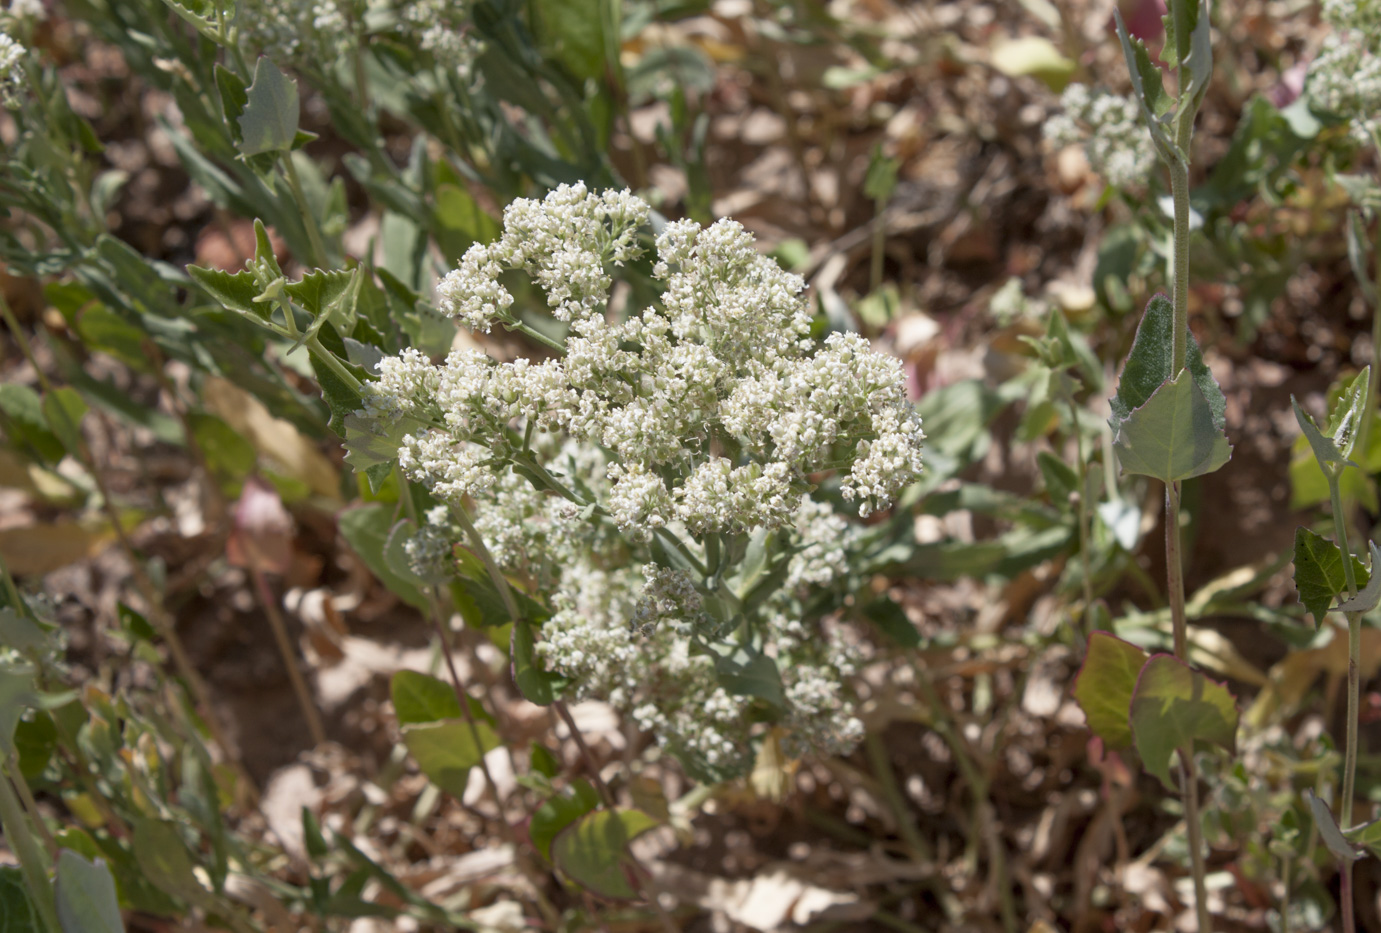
[348,183,925,778]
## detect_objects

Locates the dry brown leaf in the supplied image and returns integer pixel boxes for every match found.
[0,520,119,575]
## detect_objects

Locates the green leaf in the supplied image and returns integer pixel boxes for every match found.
[511,618,560,706]
[390,671,483,725]
[1308,790,1365,862]
[1292,368,1371,469]
[285,267,361,351]
[1115,295,1226,419]
[186,266,266,319]
[531,0,612,82]
[238,58,300,157]
[0,662,36,757]
[551,809,660,900]
[132,818,205,905]
[1114,9,1173,129]
[402,719,500,799]
[1338,540,1381,613]
[1112,371,1232,482]
[187,413,256,488]
[711,646,784,707]
[1294,527,1370,626]
[42,388,88,461]
[1111,294,1224,428]
[339,504,429,609]
[1037,450,1080,501]
[310,348,365,437]
[1129,654,1239,789]
[1073,631,1150,749]
[530,780,600,860]
[0,866,40,933]
[214,64,248,136]
[54,850,125,933]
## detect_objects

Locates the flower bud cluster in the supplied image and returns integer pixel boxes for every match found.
[1044,84,1158,189]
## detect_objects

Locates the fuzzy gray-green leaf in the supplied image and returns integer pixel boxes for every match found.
[1112,371,1232,482]
[238,59,299,157]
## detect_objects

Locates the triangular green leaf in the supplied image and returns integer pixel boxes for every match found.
[238,58,300,157]
[402,719,501,798]
[1129,654,1238,789]
[1073,631,1150,749]
[1112,370,1232,482]
[391,671,463,725]
[1294,526,1370,626]
[1111,295,1225,431]
[530,780,600,860]
[551,809,660,900]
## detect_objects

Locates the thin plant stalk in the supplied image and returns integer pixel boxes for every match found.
[0,760,59,933]
[249,567,327,747]
[280,151,330,270]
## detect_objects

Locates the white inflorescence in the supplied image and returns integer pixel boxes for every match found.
[0,32,24,106]
[1044,83,1159,189]
[1307,0,1381,146]
[357,184,922,774]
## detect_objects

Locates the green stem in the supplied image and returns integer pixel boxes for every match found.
[0,761,59,933]
[1167,478,1209,931]
[499,316,567,355]
[1168,157,1191,376]
[863,729,931,861]
[280,151,329,270]
[305,334,364,393]
[1330,469,1363,831]
[1068,395,1094,638]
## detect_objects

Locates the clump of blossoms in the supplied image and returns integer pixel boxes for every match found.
[1044,84,1158,189]
[0,31,25,107]
[1308,0,1381,146]
[239,0,358,62]
[351,184,922,778]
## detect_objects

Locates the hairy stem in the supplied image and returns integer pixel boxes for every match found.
[1168,157,1191,376]
[280,151,329,270]
[1331,471,1363,830]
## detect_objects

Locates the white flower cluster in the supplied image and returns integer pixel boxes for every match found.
[0,32,25,107]
[1323,0,1381,37]
[437,183,649,330]
[399,0,484,80]
[1308,0,1381,147]
[239,0,356,61]
[1044,84,1158,189]
[359,185,921,776]
[416,184,924,529]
